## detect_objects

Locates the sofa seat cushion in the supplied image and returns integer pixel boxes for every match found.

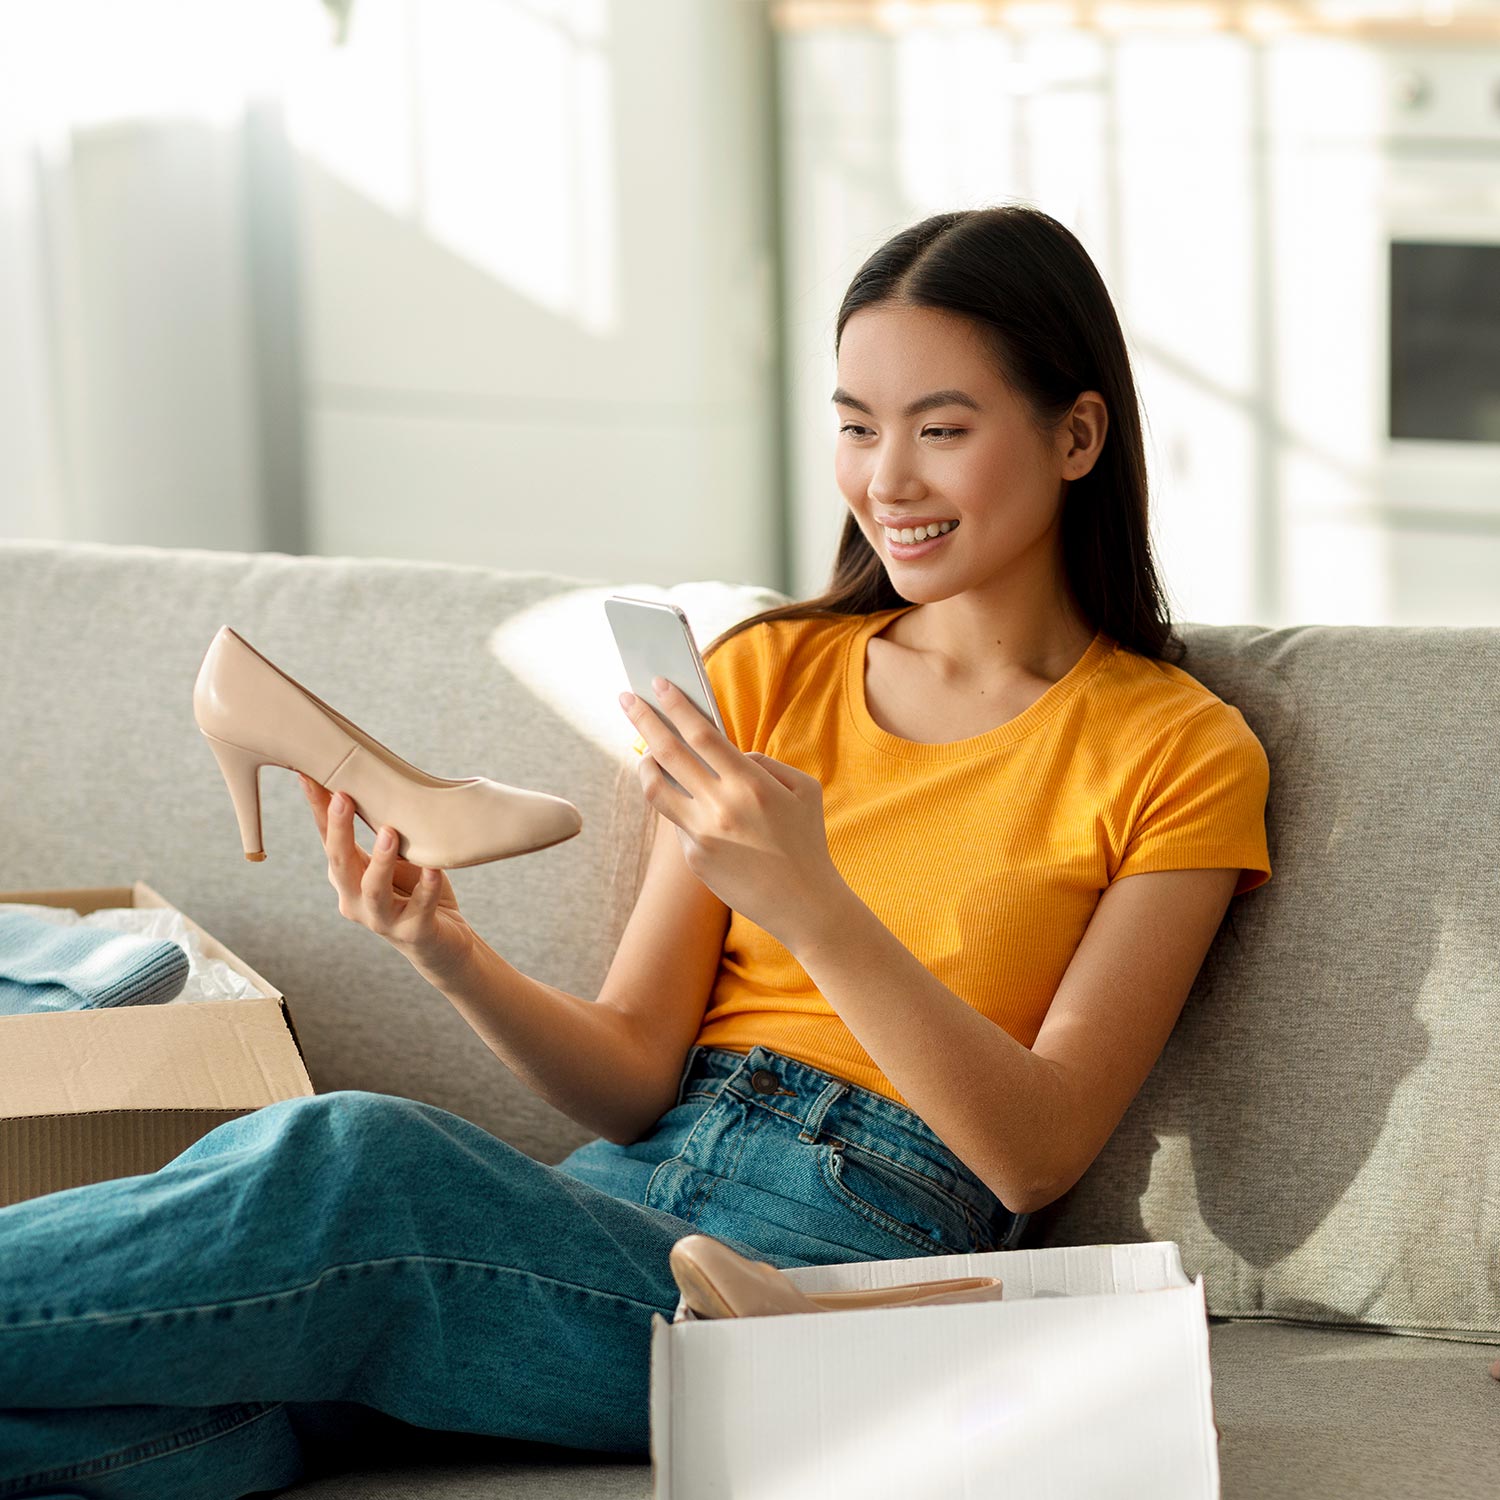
[267,1323,1500,1499]
[1208,1319,1500,1499]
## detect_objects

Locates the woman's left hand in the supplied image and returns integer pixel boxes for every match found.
[620,677,844,949]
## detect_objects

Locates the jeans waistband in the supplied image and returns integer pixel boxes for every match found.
[676,1043,1012,1225]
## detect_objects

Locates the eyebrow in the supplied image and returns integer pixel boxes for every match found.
[831,387,982,418]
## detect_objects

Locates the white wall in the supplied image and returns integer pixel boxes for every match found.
[0,115,269,550]
[287,0,784,588]
[0,119,66,541]
[0,2,302,552]
[0,0,787,592]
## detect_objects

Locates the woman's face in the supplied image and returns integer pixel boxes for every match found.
[833,302,1099,602]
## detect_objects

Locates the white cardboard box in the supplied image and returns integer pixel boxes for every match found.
[650,1240,1218,1500]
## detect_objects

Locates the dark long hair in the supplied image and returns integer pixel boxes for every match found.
[700,204,1185,668]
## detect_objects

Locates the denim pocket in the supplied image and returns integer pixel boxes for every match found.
[818,1138,987,1257]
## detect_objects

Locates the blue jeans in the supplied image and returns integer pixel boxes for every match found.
[0,1043,1029,1498]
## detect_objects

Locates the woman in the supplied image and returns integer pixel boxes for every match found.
[0,205,1275,1498]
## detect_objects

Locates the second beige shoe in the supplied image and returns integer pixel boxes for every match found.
[669,1233,1004,1320]
[193,625,583,868]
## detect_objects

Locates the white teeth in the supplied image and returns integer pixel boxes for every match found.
[883,520,957,544]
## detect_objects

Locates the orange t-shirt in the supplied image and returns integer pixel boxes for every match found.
[676,606,1272,1106]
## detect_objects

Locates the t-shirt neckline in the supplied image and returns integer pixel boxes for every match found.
[843,605,1117,760]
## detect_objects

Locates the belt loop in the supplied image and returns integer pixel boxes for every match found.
[797,1080,846,1144]
[672,1044,701,1106]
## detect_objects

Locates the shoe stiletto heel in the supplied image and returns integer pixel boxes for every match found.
[193,624,584,869]
[201,731,269,862]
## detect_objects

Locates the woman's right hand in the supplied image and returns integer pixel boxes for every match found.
[300,772,479,987]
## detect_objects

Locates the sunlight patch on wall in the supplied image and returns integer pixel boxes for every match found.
[284,0,618,336]
[284,0,418,217]
[4,0,321,134]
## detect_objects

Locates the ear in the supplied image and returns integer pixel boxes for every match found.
[1063,390,1108,479]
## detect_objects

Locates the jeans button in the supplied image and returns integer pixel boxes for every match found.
[749,1068,780,1095]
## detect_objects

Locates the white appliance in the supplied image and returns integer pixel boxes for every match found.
[1267,40,1500,622]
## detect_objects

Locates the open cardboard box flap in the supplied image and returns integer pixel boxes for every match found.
[0,881,314,1207]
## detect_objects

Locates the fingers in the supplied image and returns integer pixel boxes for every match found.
[397,861,442,934]
[299,772,330,839]
[300,772,437,936]
[641,680,730,778]
[301,774,366,912]
[361,821,401,925]
[620,689,719,799]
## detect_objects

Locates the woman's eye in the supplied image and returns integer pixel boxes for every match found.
[837,425,964,440]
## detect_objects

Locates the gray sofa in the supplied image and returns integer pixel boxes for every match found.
[2,536,1497,1499]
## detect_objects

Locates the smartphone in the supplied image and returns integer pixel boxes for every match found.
[605,594,725,795]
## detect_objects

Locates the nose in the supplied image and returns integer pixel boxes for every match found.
[865,444,926,507]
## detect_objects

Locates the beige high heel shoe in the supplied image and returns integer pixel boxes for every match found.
[668,1234,1004,1320]
[193,625,583,868]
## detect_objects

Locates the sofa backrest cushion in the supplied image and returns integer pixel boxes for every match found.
[1027,621,1500,1345]
[4,541,1495,1342]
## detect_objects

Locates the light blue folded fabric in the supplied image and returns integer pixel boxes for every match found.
[0,910,191,1016]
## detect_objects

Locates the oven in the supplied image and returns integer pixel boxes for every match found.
[1384,158,1500,515]
[1266,38,1500,620]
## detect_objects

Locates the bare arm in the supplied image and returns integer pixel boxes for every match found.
[304,773,723,1145]
[420,807,729,1146]
[426,936,672,1146]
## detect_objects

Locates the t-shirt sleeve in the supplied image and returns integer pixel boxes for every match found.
[1111,700,1272,898]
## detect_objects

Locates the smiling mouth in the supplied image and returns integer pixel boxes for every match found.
[879,519,959,544]
[880,519,960,555]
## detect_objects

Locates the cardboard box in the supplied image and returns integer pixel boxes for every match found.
[650,1239,1219,1500]
[0,881,314,1208]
